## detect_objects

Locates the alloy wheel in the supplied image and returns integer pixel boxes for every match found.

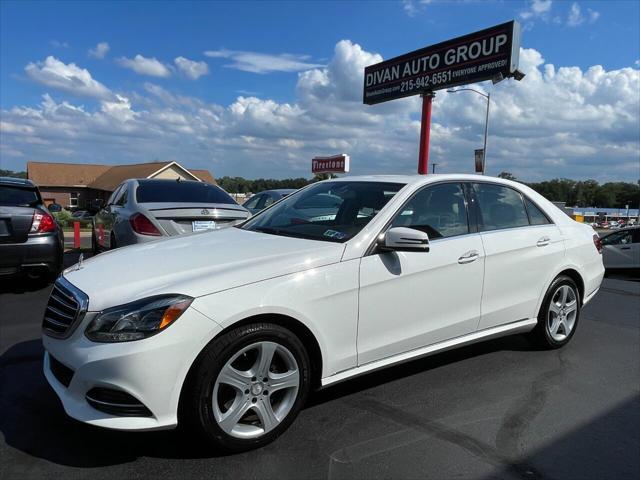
[547,285,578,342]
[212,341,300,439]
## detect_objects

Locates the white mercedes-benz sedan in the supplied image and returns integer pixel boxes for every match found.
[42,174,604,451]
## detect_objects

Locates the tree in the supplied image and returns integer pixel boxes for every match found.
[0,169,27,179]
[497,172,517,181]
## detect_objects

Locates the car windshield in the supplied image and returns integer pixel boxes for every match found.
[0,186,39,207]
[136,181,236,204]
[240,181,405,243]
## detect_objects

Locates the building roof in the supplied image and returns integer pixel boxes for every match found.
[28,162,111,188]
[27,161,215,191]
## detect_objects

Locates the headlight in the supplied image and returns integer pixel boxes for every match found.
[85,295,193,342]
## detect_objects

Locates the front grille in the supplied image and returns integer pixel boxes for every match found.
[86,388,153,417]
[49,354,74,387]
[42,277,88,338]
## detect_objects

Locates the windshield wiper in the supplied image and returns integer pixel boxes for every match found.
[251,226,340,242]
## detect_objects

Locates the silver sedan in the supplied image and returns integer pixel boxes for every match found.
[600,226,640,269]
[92,178,249,251]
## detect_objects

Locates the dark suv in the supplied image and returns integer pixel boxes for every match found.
[0,177,64,282]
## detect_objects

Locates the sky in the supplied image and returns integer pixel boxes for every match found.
[0,0,639,182]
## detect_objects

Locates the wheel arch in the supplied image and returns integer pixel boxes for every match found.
[536,267,586,319]
[177,312,324,424]
[557,268,585,304]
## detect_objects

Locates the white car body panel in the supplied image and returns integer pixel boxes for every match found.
[477,224,565,330]
[42,174,605,431]
[63,227,345,311]
[358,234,484,364]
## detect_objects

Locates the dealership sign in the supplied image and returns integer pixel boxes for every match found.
[363,21,521,105]
[312,154,350,174]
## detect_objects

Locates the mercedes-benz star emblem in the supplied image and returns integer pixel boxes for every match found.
[201,209,210,215]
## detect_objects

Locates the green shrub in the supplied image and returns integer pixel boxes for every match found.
[52,210,73,227]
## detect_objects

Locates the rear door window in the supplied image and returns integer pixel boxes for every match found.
[473,183,530,232]
[0,186,39,207]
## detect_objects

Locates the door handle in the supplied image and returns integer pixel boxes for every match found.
[458,250,480,264]
[536,236,551,247]
[620,246,631,250]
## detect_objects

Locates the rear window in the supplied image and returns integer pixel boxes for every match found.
[0,186,39,207]
[136,181,236,204]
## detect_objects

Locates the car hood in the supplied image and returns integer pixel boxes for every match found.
[63,227,345,311]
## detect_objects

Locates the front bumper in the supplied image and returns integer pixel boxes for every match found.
[43,305,222,431]
[0,232,63,275]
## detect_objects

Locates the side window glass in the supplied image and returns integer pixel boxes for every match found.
[115,186,128,206]
[473,183,529,232]
[391,183,469,239]
[106,185,121,206]
[632,230,640,244]
[525,198,551,225]
[601,232,621,246]
[244,195,261,209]
[263,196,275,207]
[113,185,126,206]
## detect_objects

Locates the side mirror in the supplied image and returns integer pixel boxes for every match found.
[377,227,430,252]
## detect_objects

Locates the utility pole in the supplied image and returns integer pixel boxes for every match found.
[432,163,438,174]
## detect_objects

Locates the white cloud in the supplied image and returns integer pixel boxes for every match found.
[174,56,209,80]
[89,42,110,59]
[403,0,418,17]
[49,40,69,48]
[24,56,112,99]
[567,2,600,27]
[520,0,552,20]
[117,54,171,77]
[204,48,323,74]
[567,2,584,26]
[4,41,639,182]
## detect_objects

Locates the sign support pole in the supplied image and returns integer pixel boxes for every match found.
[418,92,435,175]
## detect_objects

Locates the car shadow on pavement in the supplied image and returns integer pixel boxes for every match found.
[0,339,225,466]
[0,333,542,467]
[310,334,539,407]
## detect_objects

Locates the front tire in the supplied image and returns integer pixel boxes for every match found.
[531,275,581,349]
[181,323,311,452]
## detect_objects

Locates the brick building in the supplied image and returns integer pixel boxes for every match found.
[27,161,215,210]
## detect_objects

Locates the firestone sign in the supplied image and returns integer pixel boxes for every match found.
[363,21,521,105]
[312,154,350,174]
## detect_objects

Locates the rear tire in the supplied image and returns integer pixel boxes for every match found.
[531,275,581,349]
[109,232,117,250]
[180,323,311,453]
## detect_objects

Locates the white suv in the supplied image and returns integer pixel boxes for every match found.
[42,174,604,452]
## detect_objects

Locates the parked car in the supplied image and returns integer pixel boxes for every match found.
[92,179,250,251]
[600,226,640,269]
[0,177,63,281]
[43,175,604,452]
[71,210,93,221]
[243,189,297,215]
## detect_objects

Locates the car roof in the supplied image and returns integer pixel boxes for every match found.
[602,226,639,235]
[0,176,36,187]
[327,173,525,188]
[259,189,297,195]
[134,178,208,185]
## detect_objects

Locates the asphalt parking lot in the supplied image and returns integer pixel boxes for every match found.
[0,253,638,480]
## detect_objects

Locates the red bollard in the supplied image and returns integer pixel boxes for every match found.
[74,221,80,249]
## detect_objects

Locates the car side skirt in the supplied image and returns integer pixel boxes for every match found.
[320,318,538,388]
